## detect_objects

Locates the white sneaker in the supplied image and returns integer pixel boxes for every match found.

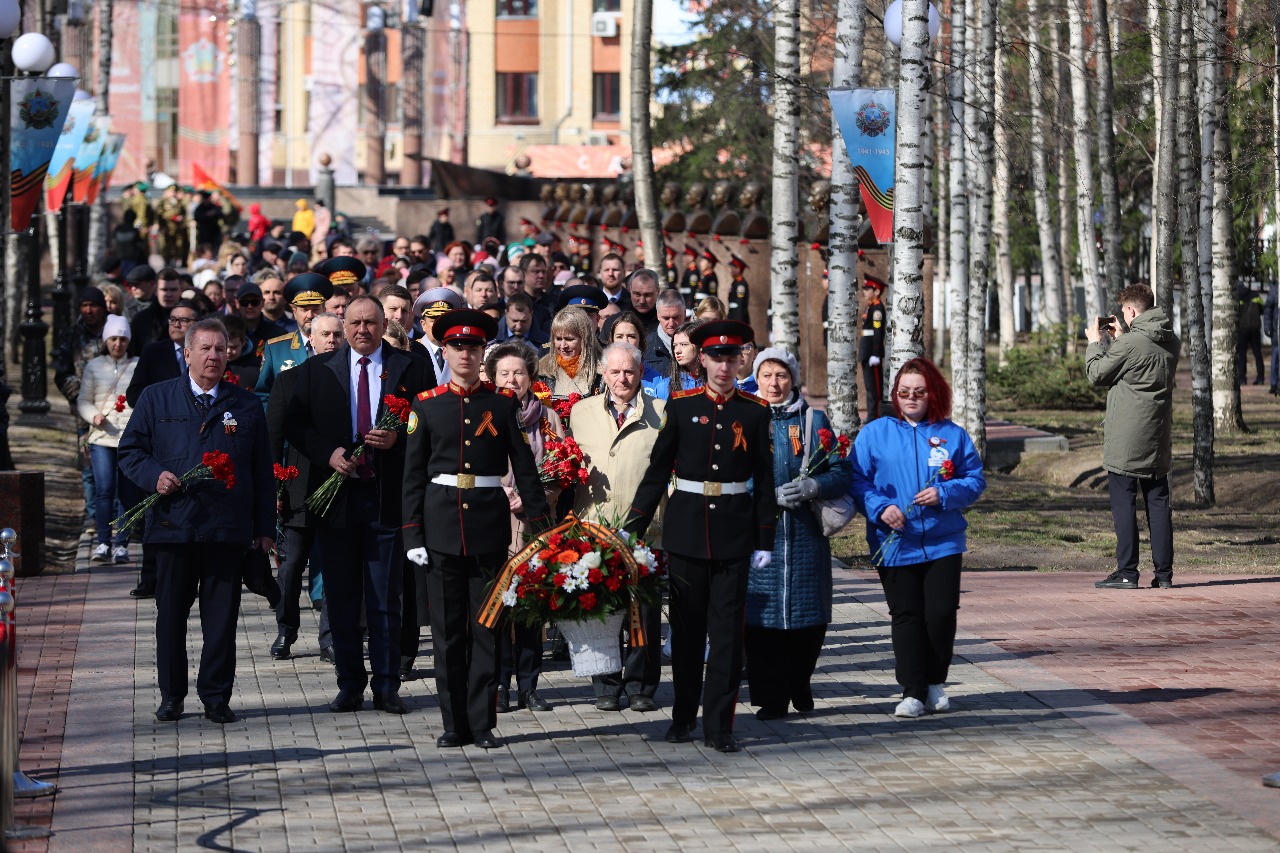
[926,684,951,712]
[112,545,130,564]
[894,697,926,718]
[90,543,111,563]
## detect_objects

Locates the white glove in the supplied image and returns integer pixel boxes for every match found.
[751,550,772,570]
[406,547,429,566]
[868,356,881,367]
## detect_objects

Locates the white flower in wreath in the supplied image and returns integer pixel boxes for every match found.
[529,554,543,571]
[502,589,518,607]
[632,546,655,569]
[578,550,602,570]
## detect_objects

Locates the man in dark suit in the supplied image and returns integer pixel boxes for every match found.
[118,317,275,725]
[265,312,344,662]
[129,268,183,355]
[286,296,431,715]
[402,309,551,750]
[625,320,777,754]
[644,289,685,378]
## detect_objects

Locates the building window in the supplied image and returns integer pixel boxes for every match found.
[593,0,621,10]
[497,72,538,122]
[497,0,537,16]
[592,72,620,120]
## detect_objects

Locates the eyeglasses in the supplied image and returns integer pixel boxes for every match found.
[168,316,196,326]
[896,389,928,400]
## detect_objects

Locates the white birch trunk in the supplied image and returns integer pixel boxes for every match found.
[933,47,948,364]
[1197,0,1218,348]
[1093,0,1123,306]
[1209,0,1243,432]
[993,40,1015,364]
[1067,0,1102,321]
[826,0,866,435]
[631,0,662,272]
[964,0,996,455]
[887,0,933,389]
[947,0,969,417]
[1052,22,1075,331]
[87,0,114,275]
[769,0,802,351]
[1153,0,1180,311]
[1148,0,1165,289]
[1026,0,1064,332]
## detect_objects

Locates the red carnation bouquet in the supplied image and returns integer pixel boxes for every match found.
[222,370,241,386]
[550,393,584,424]
[114,394,127,413]
[872,458,957,566]
[273,462,300,502]
[539,436,590,489]
[305,394,411,518]
[800,426,852,478]
[531,381,552,403]
[112,450,236,532]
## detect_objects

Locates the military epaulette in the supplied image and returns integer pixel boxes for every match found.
[494,386,516,398]
[267,333,294,345]
[738,390,768,406]
[418,384,449,401]
[671,387,703,400]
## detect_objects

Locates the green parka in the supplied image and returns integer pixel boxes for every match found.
[1085,306,1181,479]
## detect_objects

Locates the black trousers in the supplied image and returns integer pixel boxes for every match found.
[400,558,423,667]
[862,361,883,420]
[154,542,243,706]
[668,554,749,736]
[877,553,962,702]
[744,624,827,713]
[591,600,662,699]
[1237,328,1264,383]
[317,482,401,695]
[275,524,331,649]
[1108,472,1173,580]
[497,620,544,694]
[427,549,504,737]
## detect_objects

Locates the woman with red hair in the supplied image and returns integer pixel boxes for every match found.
[850,356,986,719]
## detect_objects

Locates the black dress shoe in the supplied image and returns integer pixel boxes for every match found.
[130,583,156,599]
[155,699,183,722]
[755,707,788,721]
[436,731,473,748]
[203,702,236,724]
[373,691,409,714]
[705,732,740,753]
[628,695,656,712]
[329,689,364,712]
[521,689,552,711]
[496,686,511,713]
[472,729,502,749]
[664,723,694,743]
[792,687,815,713]
[595,695,621,711]
[1151,577,1174,589]
[1094,571,1138,589]
[319,647,336,665]
[270,630,296,660]
[398,660,416,682]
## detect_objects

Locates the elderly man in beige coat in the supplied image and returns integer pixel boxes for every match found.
[571,342,667,712]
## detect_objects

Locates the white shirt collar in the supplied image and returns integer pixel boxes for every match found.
[188,376,221,399]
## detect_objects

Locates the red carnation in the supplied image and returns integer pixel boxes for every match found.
[941,459,956,481]
[579,592,598,611]
[114,394,127,413]
[222,370,240,386]
[818,428,835,452]
[836,434,852,458]
[383,394,411,423]
[201,451,235,489]
[604,575,622,592]
[587,568,603,585]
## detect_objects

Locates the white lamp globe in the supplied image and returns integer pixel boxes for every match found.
[73,88,92,101]
[883,0,942,48]
[12,32,56,74]
[0,0,20,40]
[47,62,78,79]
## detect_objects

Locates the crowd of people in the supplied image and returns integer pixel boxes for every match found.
[52,199,989,752]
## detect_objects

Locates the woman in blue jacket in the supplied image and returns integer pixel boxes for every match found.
[850,356,985,719]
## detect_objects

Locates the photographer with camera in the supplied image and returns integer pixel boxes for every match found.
[1084,284,1181,590]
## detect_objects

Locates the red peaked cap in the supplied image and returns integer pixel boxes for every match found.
[432,308,498,345]
[863,274,888,291]
[690,320,754,354]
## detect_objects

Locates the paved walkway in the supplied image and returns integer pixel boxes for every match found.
[6,557,1280,851]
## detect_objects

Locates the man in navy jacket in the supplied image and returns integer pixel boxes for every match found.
[119,317,275,725]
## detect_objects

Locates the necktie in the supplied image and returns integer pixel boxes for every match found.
[177,345,187,374]
[196,393,212,414]
[356,357,373,478]
[305,341,314,357]
[615,404,628,429]
[434,348,444,372]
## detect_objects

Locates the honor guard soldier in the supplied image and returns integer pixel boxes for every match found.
[726,254,750,325]
[624,320,777,754]
[678,246,700,310]
[255,272,335,405]
[860,275,888,420]
[402,309,551,750]
[663,245,680,290]
[692,247,720,306]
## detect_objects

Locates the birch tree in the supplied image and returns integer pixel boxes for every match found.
[1152,0,1179,310]
[1092,0,1123,306]
[947,0,969,414]
[1176,0,1214,505]
[993,40,1015,364]
[826,0,866,435]
[1197,0,1218,347]
[87,0,113,274]
[1148,0,1165,288]
[1052,23,1075,329]
[887,0,933,385]
[932,49,949,364]
[769,0,802,351]
[1067,0,1102,320]
[1026,0,1064,332]
[631,0,662,270]
[964,0,996,455]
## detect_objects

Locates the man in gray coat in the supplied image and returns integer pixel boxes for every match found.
[1084,283,1181,590]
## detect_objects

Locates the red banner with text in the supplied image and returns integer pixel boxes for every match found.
[176,3,229,184]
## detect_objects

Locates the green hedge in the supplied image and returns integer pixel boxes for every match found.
[988,325,1107,410]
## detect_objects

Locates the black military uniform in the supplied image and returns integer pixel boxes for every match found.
[475,198,506,245]
[625,320,776,754]
[678,247,700,310]
[726,254,750,325]
[663,246,680,291]
[402,309,551,749]
[859,275,888,420]
[692,248,719,306]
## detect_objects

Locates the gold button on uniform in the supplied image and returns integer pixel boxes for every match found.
[465,440,471,446]
[464,462,472,469]
[462,503,469,510]
[712,464,719,470]
[714,444,721,450]
[464,398,470,403]
[465,418,471,425]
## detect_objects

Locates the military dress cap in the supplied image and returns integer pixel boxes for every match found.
[437,207,450,216]
[664,245,677,258]
[519,217,537,231]
[863,274,888,291]
[127,264,158,284]
[284,272,333,307]
[314,256,366,290]
[700,247,720,265]
[432,308,498,346]
[556,284,608,312]
[484,197,497,206]
[682,246,697,259]
[690,319,754,356]
[414,286,464,320]
[729,254,748,272]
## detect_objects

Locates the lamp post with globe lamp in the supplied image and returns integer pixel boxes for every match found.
[0,0,19,468]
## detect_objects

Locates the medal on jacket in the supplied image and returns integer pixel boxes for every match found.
[223,411,238,434]
[788,424,802,456]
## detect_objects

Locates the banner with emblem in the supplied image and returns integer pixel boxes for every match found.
[828,88,896,244]
[177,2,230,182]
[43,96,94,213]
[8,76,77,232]
[71,115,111,204]
[88,133,127,205]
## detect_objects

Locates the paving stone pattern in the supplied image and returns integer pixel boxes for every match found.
[9,557,1280,851]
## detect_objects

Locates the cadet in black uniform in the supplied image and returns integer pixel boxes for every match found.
[662,245,680,290]
[859,275,888,420]
[624,320,777,754]
[402,309,551,750]
[726,254,750,325]
[678,246,700,310]
[692,248,720,307]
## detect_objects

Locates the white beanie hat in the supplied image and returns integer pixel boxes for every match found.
[101,314,132,341]
[752,346,800,386]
